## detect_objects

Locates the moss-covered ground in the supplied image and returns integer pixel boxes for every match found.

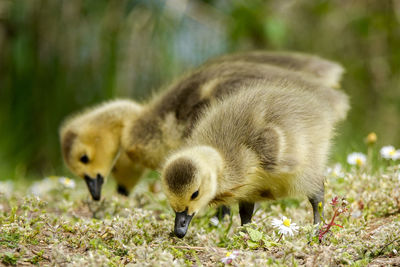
[1,151,399,266]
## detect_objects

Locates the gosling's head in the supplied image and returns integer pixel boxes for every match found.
[60,118,122,201]
[161,147,221,238]
[59,100,142,200]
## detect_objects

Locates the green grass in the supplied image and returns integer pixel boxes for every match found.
[1,152,400,266]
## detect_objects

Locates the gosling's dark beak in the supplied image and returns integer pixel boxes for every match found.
[84,174,104,201]
[174,209,193,238]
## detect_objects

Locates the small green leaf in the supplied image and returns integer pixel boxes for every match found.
[247,240,259,249]
[247,228,263,242]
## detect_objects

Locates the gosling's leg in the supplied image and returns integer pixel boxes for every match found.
[117,185,130,196]
[308,184,325,224]
[113,153,145,197]
[239,201,254,225]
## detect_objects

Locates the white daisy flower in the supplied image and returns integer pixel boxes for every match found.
[326,163,345,178]
[380,145,395,159]
[380,146,400,160]
[271,216,299,237]
[221,251,239,265]
[347,152,367,167]
[58,177,76,189]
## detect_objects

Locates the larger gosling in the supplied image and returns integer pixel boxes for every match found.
[59,100,145,200]
[161,79,349,238]
[123,56,344,171]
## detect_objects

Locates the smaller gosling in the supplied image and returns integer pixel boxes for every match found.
[161,81,349,238]
[59,99,145,200]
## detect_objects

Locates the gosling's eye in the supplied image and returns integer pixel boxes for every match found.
[80,155,89,164]
[191,190,199,200]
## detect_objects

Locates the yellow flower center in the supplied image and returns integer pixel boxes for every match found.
[226,252,232,257]
[65,178,71,184]
[283,219,291,227]
[389,150,395,156]
[356,158,363,166]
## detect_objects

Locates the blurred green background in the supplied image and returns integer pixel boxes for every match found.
[0,0,399,179]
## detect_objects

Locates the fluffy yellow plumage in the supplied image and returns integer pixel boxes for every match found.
[162,76,349,238]
[59,51,345,205]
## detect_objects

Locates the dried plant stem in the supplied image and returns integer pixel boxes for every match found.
[377,237,400,256]
[277,233,283,242]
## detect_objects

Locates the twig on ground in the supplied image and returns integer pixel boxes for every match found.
[377,237,400,256]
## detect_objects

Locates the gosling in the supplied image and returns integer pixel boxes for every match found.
[59,99,145,200]
[161,79,349,238]
[123,56,344,170]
